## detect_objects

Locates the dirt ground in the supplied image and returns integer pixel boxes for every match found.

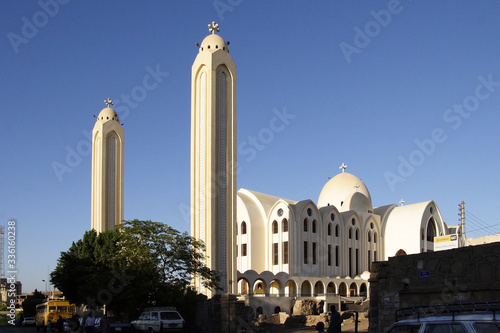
[271,315,370,333]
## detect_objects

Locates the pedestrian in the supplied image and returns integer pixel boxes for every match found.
[47,321,52,333]
[85,312,96,333]
[326,305,343,333]
[100,314,110,333]
[56,316,65,333]
[68,314,80,333]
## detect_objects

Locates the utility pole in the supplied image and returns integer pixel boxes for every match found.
[458,201,466,246]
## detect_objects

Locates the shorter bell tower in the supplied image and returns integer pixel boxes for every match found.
[91,98,125,233]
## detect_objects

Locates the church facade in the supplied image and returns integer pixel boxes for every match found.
[235,170,448,302]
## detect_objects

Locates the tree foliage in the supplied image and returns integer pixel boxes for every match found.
[51,220,220,316]
[117,219,221,292]
[22,289,46,317]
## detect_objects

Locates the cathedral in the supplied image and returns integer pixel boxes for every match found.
[187,23,458,314]
[90,23,461,315]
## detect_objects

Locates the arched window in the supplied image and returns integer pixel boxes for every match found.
[355,228,359,240]
[272,220,278,234]
[282,218,288,232]
[303,218,308,232]
[312,220,317,233]
[368,231,371,242]
[349,228,352,239]
[427,218,437,242]
[396,249,407,256]
[328,223,332,236]
[335,224,339,237]
[374,232,377,243]
[106,134,117,230]
[241,221,247,235]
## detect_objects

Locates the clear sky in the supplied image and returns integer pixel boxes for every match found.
[1,1,500,293]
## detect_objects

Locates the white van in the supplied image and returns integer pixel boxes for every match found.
[131,307,184,332]
[385,303,500,333]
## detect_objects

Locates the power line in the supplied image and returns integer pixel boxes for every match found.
[466,211,490,227]
[467,222,500,234]
[465,213,490,229]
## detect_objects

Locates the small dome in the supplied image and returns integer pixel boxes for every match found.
[199,34,229,53]
[96,107,120,122]
[317,172,372,210]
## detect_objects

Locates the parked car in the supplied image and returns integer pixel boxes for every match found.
[385,303,500,333]
[22,317,36,326]
[131,307,184,332]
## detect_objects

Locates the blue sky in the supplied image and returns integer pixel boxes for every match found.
[1,1,500,293]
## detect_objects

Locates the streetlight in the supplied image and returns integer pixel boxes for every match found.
[42,279,47,294]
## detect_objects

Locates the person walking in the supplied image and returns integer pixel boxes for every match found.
[56,316,65,333]
[327,305,343,333]
[68,314,80,333]
[85,312,96,333]
[99,314,110,333]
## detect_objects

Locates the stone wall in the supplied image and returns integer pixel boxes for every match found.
[369,242,500,333]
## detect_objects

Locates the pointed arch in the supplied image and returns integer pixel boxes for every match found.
[301,280,312,297]
[338,282,348,296]
[326,282,336,294]
[314,281,325,296]
[285,280,297,297]
[395,249,407,256]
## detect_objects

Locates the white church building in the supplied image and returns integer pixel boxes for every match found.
[235,168,448,304]
[185,22,454,314]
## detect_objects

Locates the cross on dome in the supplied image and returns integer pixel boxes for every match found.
[104,98,114,107]
[208,21,220,34]
[399,199,405,206]
[339,163,348,173]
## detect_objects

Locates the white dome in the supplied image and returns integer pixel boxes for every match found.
[96,107,120,123]
[317,172,373,211]
[199,34,229,53]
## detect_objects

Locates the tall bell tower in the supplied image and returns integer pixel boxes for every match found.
[91,98,124,233]
[190,22,237,296]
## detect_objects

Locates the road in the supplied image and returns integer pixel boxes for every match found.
[0,326,39,333]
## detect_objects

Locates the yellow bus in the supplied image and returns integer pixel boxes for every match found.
[35,300,76,330]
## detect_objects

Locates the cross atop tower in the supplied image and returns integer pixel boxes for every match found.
[208,21,220,34]
[339,162,348,173]
[104,98,114,107]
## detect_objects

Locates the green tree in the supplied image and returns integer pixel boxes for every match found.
[118,220,220,289]
[22,289,46,316]
[51,220,220,316]
[50,229,129,313]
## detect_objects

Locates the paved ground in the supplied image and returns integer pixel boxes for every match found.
[0,326,37,333]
